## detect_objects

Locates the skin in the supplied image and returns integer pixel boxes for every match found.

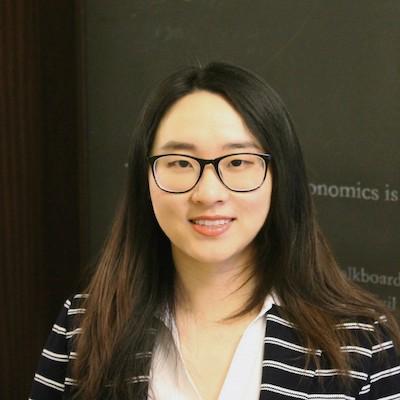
[149,90,272,283]
[149,91,273,399]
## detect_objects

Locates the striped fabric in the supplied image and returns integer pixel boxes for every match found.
[29,294,400,399]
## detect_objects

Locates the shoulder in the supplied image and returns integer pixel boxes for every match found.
[264,306,400,398]
[29,294,88,399]
[53,293,88,340]
[268,304,398,354]
[357,317,400,399]
[65,293,88,321]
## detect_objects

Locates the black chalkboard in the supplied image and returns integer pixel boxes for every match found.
[86,0,400,311]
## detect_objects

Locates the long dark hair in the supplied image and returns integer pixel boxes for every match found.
[72,62,399,398]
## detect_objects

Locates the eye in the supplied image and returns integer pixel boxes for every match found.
[177,160,191,168]
[228,159,252,167]
[230,159,244,167]
[167,159,193,168]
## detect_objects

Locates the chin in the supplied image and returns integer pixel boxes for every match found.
[192,253,235,265]
[185,244,251,267]
[171,236,255,267]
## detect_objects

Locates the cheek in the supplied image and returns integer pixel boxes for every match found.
[149,179,166,224]
[260,172,273,219]
[250,171,272,211]
[241,179,272,231]
[247,191,271,225]
[149,179,185,237]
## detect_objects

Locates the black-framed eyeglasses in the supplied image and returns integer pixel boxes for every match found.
[148,153,272,193]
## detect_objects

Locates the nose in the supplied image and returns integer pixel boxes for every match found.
[190,164,229,204]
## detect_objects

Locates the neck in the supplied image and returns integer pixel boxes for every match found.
[172,247,258,323]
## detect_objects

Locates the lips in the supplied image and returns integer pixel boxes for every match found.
[192,219,232,226]
[189,216,235,237]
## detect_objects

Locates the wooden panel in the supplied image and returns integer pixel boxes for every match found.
[0,1,87,398]
[0,1,44,397]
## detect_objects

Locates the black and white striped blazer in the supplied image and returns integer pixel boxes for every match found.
[30,294,400,399]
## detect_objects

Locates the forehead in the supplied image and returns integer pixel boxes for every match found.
[151,91,262,153]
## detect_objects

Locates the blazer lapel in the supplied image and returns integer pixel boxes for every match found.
[259,305,314,400]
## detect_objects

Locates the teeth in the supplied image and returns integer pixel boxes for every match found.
[192,219,231,226]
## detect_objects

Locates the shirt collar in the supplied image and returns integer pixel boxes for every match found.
[253,292,279,322]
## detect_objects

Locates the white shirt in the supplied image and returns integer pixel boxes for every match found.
[149,295,275,400]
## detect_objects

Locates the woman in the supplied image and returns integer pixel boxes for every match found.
[30,62,400,400]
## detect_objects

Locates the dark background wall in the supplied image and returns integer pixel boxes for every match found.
[86,0,399,313]
[1,1,399,398]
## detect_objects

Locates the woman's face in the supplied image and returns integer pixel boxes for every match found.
[149,91,273,268]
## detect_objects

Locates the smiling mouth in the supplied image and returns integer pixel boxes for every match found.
[189,218,235,237]
[191,219,233,226]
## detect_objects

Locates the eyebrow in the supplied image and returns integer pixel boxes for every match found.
[159,140,262,151]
